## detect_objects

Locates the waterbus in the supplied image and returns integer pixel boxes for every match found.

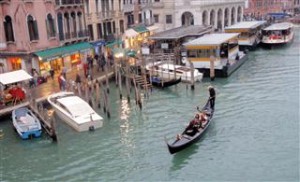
[225,21,267,51]
[261,22,294,45]
[183,33,248,78]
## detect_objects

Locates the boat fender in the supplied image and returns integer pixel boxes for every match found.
[0,129,4,139]
[89,126,95,131]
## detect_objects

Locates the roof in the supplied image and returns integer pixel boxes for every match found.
[57,96,96,118]
[124,29,139,38]
[149,25,213,40]
[34,42,93,61]
[183,33,240,46]
[225,21,266,30]
[133,25,149,33]
[0,70,32,85]
[263,22,293,31]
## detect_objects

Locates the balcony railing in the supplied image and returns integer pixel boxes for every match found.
[59,30,88,41]
[55,0,83,6]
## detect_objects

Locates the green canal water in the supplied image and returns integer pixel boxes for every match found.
[0,29,299,181]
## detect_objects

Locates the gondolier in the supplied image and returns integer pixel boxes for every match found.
[208,86,216,109]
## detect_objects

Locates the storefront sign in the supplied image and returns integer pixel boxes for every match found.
[161,43,169,49]
[142,47,150,55]
[0,43,7,49]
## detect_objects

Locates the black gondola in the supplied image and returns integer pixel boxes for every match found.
[166,92,215,154]
[150,76,181,88]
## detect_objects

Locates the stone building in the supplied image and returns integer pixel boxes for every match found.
[0,0,90,75]
[145,0,245,32]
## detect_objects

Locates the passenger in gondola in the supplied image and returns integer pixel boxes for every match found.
[208,86,216,109]
[184,114,201,136]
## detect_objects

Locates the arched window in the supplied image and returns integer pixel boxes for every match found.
[27,15,39,41]
[4,16,15,42]
[46,14,56,38]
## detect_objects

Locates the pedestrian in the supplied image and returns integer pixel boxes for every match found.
[100,55,106,72]
[208,86,216,109]
[83,62,88,78]
[59,73,66,91]
[62,66,67,79]
[49,68,55,80]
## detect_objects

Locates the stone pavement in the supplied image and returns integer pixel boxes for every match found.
[29,66,114,100]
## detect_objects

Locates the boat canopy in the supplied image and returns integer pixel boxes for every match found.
[0,70,32,85]
[57,96,96,117]
[183,33,239,49]
[263,22,293,31]
[225,21,266,32]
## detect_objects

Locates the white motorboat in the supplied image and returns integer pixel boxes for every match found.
[146,62,203,83]
[12,107,42,139]
[47,92,103,132]
[261,22,294,45]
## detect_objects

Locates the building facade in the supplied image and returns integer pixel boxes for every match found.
[244,0,297,20]
[0,0,90,75]
[144,0,245,32]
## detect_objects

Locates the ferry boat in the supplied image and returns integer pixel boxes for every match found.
[225,21,267,51]
[183,33,248,78]
[47,92,103,132]
[261,22,294,45]
[145,61,203,83]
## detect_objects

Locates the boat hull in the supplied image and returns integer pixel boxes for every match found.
[166,98,214,154]
[47,92,103,132]
[198,53,248,78]
[150,77,181,88]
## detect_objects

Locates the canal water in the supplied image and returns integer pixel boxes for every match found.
[0,29,299,181]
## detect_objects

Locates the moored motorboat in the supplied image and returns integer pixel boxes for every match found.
[47,92,103,132]
[12,107,42,139]
[150,76,181,88]
[146,61,203,83]
[166,88,215,154]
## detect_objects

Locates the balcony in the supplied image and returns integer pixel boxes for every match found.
[123,4,134,13]
[59,30,89,42]
[152,1,164,8]
[55,0,83,8]
[23,0,34,3]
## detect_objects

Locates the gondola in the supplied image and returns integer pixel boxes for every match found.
[150,76,181,88]
[166,95,215,154]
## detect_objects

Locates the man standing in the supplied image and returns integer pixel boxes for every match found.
[208,86,216,109]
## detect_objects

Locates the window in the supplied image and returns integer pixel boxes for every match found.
[154,14,159,23]
[27,15,39,41]
[139,13,142,23]
[4,16,15,42]
[113,21,116,33]
[97,23,103,39]
[46,14,56,38]
[154,0,160,2]
[166,15,172,24]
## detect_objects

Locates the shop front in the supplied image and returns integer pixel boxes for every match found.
[34,42,93,76]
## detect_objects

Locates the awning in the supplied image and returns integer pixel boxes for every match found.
[124,29,139,38]
[91,40,106,47]
[106,40,123,48]
[0,70,32,85]
[133,25,149,33]
[112,48,137,58]
[147,25,159,32]
[34,42,93,61]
